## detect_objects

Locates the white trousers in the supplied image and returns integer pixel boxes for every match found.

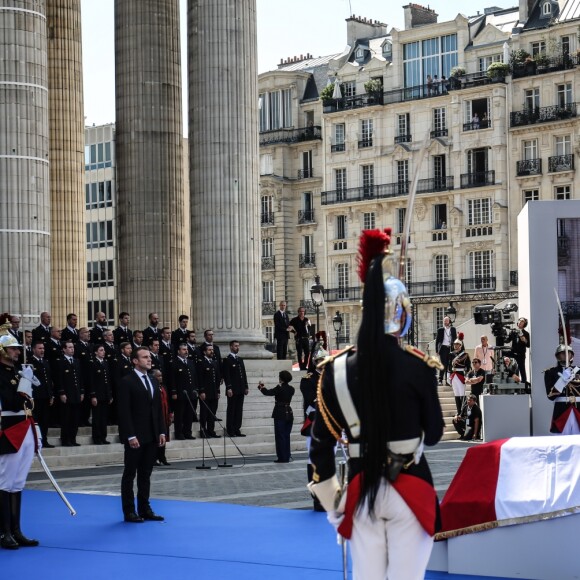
[349,479,433,580]
[0,426,35,492]
[451,374,465,397]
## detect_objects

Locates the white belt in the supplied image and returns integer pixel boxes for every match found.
[348,436,422,459]
[0,411,26,417]
[553,396,577,403]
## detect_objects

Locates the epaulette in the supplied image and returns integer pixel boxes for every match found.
[404,345,444,370]
[316,345,355,370]
[303,372,313,379]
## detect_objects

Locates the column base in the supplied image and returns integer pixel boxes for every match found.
[216,331,274,360]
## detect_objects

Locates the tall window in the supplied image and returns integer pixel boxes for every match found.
[339,313,351,342]
[261,237,273,257]
[88,300,115,327]
[397,160,409,193]
[465,98,491,127]
[260,154,273,175]
[434,255,449,281]
[556,135,572,156]
[334,123,345,146]
[433,203,447,228]
[302,150,313,177]
[336,215,347,239]
[303,234,313,255]
[259,89,292,131]
[397,208,406,234]
[302,191,313,211]
[343,82,356,98]
[433,155,446,186]
[397,113,410,137]
[468,198,492,225]
[261,196,274,221]
[433,107,446,132]
[262,280,274,302]
[337,263,349,288]
[467,148,489,174]
[555,185,571,200]
[524,88,540,111]
[433,307,445,336]
[469,250,494,283]
[557,83,573,107]
[523,140,538,160]
[362,164,374,196]
[361,119,373,145]
[264,325,274,344]
[335,168,347,201]
[86,221,113,249]
[403,34,457,87]
[363,212,376,230]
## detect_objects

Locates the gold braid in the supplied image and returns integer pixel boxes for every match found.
[316,367,343,441]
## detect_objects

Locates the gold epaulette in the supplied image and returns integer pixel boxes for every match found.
[404,345,444,370]
[316,366,345,441]
[316,345,355,370]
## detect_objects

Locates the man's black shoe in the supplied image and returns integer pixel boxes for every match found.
[124,512,144,523]
[139,510,164,521]
[235,432,247,437]
[174,435,185,440]
[210,433,221,438]
[43,443,55,449]
[184,435,196,440]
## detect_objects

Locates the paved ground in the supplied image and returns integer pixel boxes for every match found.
[27,441,476,509]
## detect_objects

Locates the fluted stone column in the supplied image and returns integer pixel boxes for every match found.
[0,1,51,326]
[115,0,190,328]
[188,0,269,358]
[47,0,86,325]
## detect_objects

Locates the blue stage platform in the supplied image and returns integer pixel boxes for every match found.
[2,490,514,579]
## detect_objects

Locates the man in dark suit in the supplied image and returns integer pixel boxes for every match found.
[149,339,165,374]
[89,345,113,444]
[57,340,84,446]
[273,301,290,360]
[435,316,457,385]
[61,313,79,344]
[29,340,54,448]
[223,340,248,437]
[171,315,189,354]
[75,327,93,426]
[186,331,199,363]
[31,311,51,345]
[142,313,160,347]
[159,327,173,369]
[45,327,63,374]
[102,330,118,360]
[118,347,166,523]
[113,312,133,346]
[170,344,197,440]
[196,344,221,438]
[89,311,108,346]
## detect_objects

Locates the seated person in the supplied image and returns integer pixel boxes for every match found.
[452,394,482,441]
[503,356,521,384]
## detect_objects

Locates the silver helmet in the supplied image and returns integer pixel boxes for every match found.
[382,253,412,337]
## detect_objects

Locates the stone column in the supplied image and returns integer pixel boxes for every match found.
[115,0,190,328]
[188,0,270,358]
[0,1,51,327]
[47,0,86,325]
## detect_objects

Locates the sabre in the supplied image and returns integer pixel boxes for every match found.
[36,448,76,516]
[337,434,349,580]
[554,288,570,368]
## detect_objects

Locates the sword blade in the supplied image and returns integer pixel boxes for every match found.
[36,451,76,516]
[554,288,570,367]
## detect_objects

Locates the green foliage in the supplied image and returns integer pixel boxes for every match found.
[364,78,383,95]
[509,49,530,65]
[486,62,509,78]
[319,83,335,103]
[450,66,466,78]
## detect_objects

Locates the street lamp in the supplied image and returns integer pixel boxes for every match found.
[446,301,457,324]
[333,310,343,351]
[310,274,325,333]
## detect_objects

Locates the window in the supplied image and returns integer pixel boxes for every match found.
[557,83,573,107]
[86,220,113,248]
[403,34,457,88]
[562,36,571,55]
[556,135,572,156]
[85,181,113,210]
[523,189,539,204]
[84,142,113,170]
[259,89,292,132]
[468,198,492,225]
[343,82,356,98]
[355,47,365,60]
[339,313,351,342]
[303,234,313,255]
[435,255,449,282]
[397,160,409,192]
[302,150,313,177]
[336,215,347,239]
[397,208,406,234]
[478,54,502,72]
[264,325,274,344]
[465,98,490,129]
[542,1,551,16]
[382,42,392,57]
[335,168,347,200]
[334,123,345,146]
[260,154,273,175]
[362,164,374,196]
[261,195,274,221]
[523,140,538,160]
[262,237,274,258]
[262,280,274,302]
[433,155,446,187]
[397,113,410,138]
[363,212,376,230]
[302,191,313,211]
[531,41,546,57]
[360,119,373,146]
[469,250,494,281]
[433,107,446,133]
[433,203,447,228]
[337,263,349,289]
[555,185,571,200]
[87,260,114,288]
[467,148,489,175]
[524,88,540,111]
[433,307,445,336]
[88,300,114,327]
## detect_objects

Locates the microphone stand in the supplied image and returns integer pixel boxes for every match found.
[184,390,215,470]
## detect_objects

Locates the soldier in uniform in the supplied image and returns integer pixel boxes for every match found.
[171,315,189,354]
[89,345,113,444]
[159,327,173,369]
[113,312,133,347]
[102,330,118,360]
[170,344,197,440]
[75,327,93,427]
[142,313,160,347]
[149,339,165,375]
[545,344,580,434]
[24,331,33,363]
[45,326,63,374]
[132,330,144,350]
[223,340,249,437]
[309,229,444,580]
[89,311,108,346]
[186,330,199,363]
[61,313,79,344]
[196,344,221,438]
[31,311,51,345]
[29,341,54,448]
[0,317,39,549]
[57,340,84,446]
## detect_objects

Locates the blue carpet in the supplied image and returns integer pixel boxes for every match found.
[1,490,511,579]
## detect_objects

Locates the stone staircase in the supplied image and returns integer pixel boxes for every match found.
[31,362,460,471]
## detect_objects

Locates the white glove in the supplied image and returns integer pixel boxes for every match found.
[18,366,40,397]
[554,366,578,393]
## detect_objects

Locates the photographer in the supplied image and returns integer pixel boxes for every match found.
[511,317,530,384]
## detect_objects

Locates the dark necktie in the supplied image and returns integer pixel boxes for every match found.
[142,374,153,397]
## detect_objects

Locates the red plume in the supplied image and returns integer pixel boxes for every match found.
[458,332,464,341]
[357,229,390,283]
[0,313,11,326]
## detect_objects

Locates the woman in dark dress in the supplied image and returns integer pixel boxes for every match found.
[258,370,294,463]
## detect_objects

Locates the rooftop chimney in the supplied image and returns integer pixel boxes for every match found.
[403,3,438,30]
[346,14,388,48]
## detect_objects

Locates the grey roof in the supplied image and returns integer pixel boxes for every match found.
[277,53,340,72]
[524,0,560,30]
[277,53,342,97]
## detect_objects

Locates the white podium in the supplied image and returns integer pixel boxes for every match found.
[480,394,531,441]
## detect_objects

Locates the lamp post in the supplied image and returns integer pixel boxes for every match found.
[446,301,457,324]
[333,310,343,351]
[310,275,325,333]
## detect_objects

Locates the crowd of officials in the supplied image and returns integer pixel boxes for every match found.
[8,310,249,452]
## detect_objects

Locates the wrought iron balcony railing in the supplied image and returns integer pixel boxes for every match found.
[416,176,454,193]
[460,170,495,189]
[463,119,491,132]
[321,181,412,205]
[297,168,313,179]
[298,209,315,224]
[394,134,412,144]
[548,154,574,173]
[516,158,542,176]
[511,53,578,79]
[261,301,276,315]
[430,128,448,138]
[322,92,383,113]
[461,277,496,293]
[358,138,373,149]
[324,286,362,302]
[261,256,275,270]
[407,280,455,296]
[299,299,317,314]
[261,212,275,226]
[299,253,316,268]
[510,103,577,127]
[259,125,322,146]
[331,143,346,153]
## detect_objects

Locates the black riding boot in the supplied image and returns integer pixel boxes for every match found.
[307,464,325,512]
[10,492,38,547]
[455,396,463,415]
[0,491,18,549]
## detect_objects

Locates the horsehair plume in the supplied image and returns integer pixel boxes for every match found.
[356,229,390,283]
[458,332,464,341]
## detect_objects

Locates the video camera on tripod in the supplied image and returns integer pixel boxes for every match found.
[474,302,519,347]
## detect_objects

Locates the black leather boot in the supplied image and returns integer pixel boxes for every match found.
[455,396,463,415]
[307,464,325,512]
[0,491,18,549]
[10,492,39,547]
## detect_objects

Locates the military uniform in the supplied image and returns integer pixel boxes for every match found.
[222,353,248,436]
[545,365,580,434]
[159,340,173,371]
[56,356,84,446]
[171,327,189,353]
[170,356,197,439]
[89,357,112,444]
[89,324,107,346]
[74,340,93,426]
[61,326,79,344]
[31,324,51,345]
[113,326,133,346]
[186,342,200,363]
[196,356,221,437]
[142,326,160,348]
[29,356,53,447]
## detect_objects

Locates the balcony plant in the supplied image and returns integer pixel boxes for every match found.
[510,49,530,65]
[534,53,550,71]
[486,62,509,80]
[450,66,466,78]
[364,78,383,95]
[319,84,335,106]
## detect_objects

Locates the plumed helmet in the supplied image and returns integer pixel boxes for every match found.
[555,344,574,357]
[0,318,22,357]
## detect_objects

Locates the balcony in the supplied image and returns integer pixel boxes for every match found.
[461,277,496,293]
[417,176,454,194]
[299,253,316,268]
[431,228,448,242]
[299,299,317,314]
[512,53,578,79]
[430,128,448,138]
[297,168,313,179]
[408,280,455,296]
[510,103,577,128]
[463,119,491,132]
[331,143,346,153]
[323,92,384,114]
[460,170,495,189]
[516,158,542,176]
[358,138,373,149]
[261,256,275,270]
[298,209,315,224]
[394,134,412,144]
[321,181,412,206]
[261,301,276,315]
[333,240,348,251]
[465,225,493,237]
[259,125,322,146]
[325,286,362,302]
[548,154,574,173]
[260,212,275,226]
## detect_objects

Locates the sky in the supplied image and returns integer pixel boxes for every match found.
[81,0,517,128]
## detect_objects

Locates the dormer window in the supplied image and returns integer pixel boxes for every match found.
[356,47,365,60]
[542,1,552,17]
[382,42,392,56]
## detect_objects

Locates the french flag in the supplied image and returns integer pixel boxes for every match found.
[439,435,580,534]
